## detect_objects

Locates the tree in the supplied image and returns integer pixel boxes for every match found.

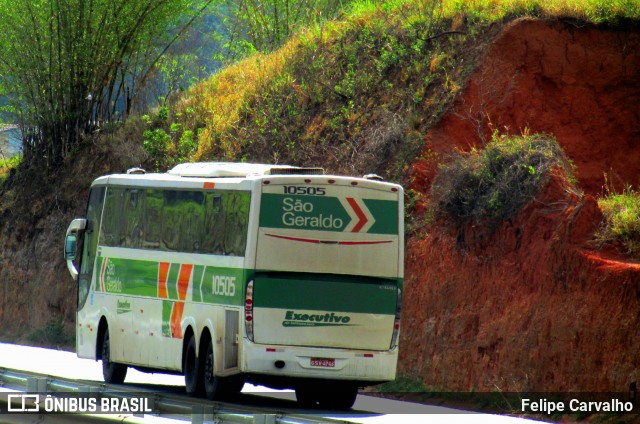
[0,0,214,167]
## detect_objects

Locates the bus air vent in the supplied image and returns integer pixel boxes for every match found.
[224,310,239,369]
[268,167,324,175]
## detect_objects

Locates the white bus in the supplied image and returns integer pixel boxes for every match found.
[64,162,404,409]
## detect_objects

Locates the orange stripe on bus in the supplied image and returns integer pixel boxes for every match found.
[170,302,185,338]
[177,264,192,301]
[203,182,215,189]
[158,262,170,299]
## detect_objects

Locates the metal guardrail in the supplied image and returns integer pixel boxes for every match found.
[0,368,355,424]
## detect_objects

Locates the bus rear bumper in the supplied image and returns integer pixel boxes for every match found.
[240,341,398,383]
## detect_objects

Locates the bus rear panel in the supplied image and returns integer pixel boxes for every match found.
[242,175,403,383]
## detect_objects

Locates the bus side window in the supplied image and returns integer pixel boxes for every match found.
[223,192,250,256]
[99,187,124,247]
[181,191,205,252]
[143,189,162,250]
[204,193,224,255]
[123,189,144,249]
[161,190,180,251]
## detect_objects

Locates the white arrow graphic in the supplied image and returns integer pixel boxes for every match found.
[339,197,375,233]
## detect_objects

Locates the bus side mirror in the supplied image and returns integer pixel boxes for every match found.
[65,235,78,260]
[64,218,87,280]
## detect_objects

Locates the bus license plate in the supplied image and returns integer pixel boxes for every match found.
[310,358,335,368]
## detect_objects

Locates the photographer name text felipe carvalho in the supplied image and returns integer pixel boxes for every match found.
[521,397,635,414]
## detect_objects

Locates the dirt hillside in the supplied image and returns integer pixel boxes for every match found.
[401,18,640,391]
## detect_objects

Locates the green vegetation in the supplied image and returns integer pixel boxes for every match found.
[597,186,640,257]
[140,0,639,179]
[141,106,198,170]
[436,0,639,23]
[431,132,574,228]
[0,155,20,182]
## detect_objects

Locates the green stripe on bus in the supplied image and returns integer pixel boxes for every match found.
[201,267,246,306]
[162,300,172,337]
[101,257,157,297]
[192,265,205,302]
[167,264,180,300]
[97,256,245,306]
[253,273,399,315]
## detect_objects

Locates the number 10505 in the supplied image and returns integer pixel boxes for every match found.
[283,186,326,196]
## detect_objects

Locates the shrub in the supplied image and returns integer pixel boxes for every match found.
[431,132,573,228]
[0,154,20,182]
[596,186,640,256]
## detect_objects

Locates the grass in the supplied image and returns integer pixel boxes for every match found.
[431,132,574,228]
[438,0,640,23]
[145,0,639,178]
[596,186,640,257]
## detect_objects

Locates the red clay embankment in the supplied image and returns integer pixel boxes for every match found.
[400,18,640,391]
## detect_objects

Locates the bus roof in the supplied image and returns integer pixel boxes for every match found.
[90,163,402,193]
[168,162,324,178]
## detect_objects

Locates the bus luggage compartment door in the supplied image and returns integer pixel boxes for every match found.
[251,272,398,351]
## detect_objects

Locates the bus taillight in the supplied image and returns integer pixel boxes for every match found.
[390,287,402,349]
[245,280,254,341]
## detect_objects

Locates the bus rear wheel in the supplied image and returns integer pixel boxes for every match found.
[202,337,244,400]
[184,336,203,396]
[203,338,218,400]
[295,382,358,410]
[318,383,358,410]
[101,330,127,384]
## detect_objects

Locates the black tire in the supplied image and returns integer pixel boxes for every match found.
[201,337,244,400]
[203,337,219,400]
[101,329,127,384]
[295,386,320,408]
[218,376,245,396]
[318,383,358,410]
[184,336,203,397]
[296,382,358,410]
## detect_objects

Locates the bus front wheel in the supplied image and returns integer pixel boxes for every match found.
[101,330,127,384]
